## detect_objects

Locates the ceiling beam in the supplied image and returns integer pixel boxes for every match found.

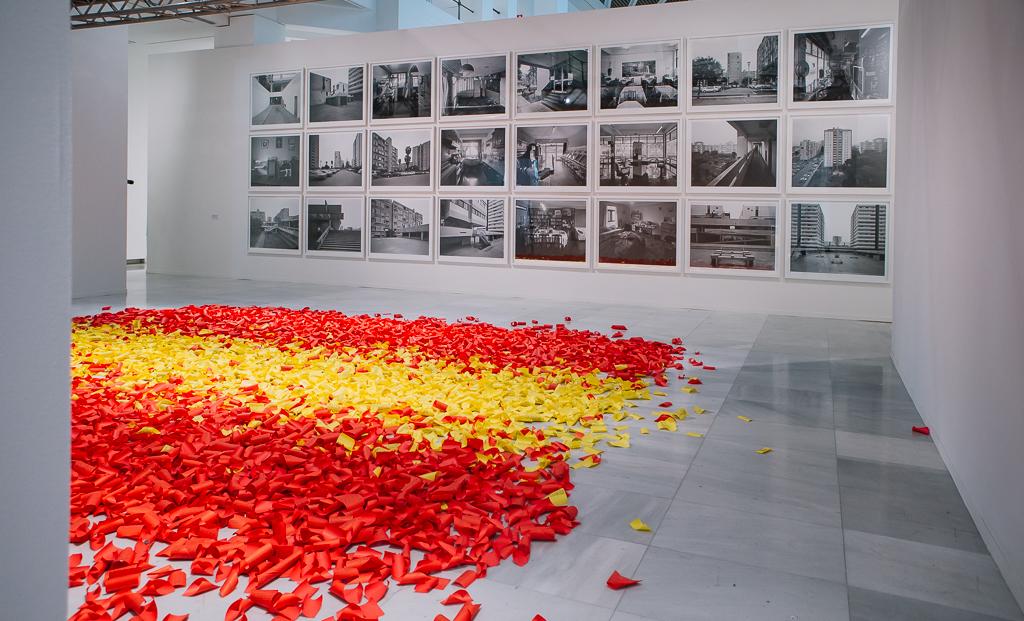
[70,0,327,29]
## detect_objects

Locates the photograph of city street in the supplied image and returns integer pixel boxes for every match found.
[515,49,589,114]
[597,200,677,267]
[369,197,432,259]
[793,26,892,103]
[515,125,588,189]
[789,201,888,279]
[249,196,300,253]
[371,61,432,121]
[438,199,506,262]
[599,122,678,188]
[250,134,300,188]
[689,118,777,188]
[599,41,679,111]
[514,200,588,264]
[305,198,363,256]
[689,33,779,108]
[251,71,302,126]
[370,129,432,188]
[307,131,363,189]
[308,65,364,124]
[439,127,506,188]
[440,55,507,117]
[790,114,890,189]
[688,201,777,273]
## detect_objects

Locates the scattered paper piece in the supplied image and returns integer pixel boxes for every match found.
[639,428,650,435]
[737,416,752,423]
[693,406,706,415]
[606,570,641,590]
[629,518,652,532]
[686,432,704,438]
[547,488,569,507]
[756,447,773,454]
[682,387,698,394]
[912,426,930,435]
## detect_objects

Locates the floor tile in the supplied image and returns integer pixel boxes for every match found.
[836,431,945,470]
[707,409,837,455]
[569,483,672,545]
[570,450,689,499]
[719,396,835,429]
[848,586,1016,621]
[688,436,838,487]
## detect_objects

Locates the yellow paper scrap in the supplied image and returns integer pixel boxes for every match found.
[686,431,705,438]
[547,488,570,506]
[652,391,668,397]
[419,471,438,481]
[737,415,753,423]
[629,518,652,532]
[640,428,650,435]
[137,426,160,435]
[682,387,698,394]
[372,466,382,477]
[656,418,677,432]
[336,432,355,451]
[693,406,706,415]
[608,434,631,448]
[756,447,773,454]
[571,456,599,469]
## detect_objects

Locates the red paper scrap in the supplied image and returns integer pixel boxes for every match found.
[606,570,641,590]
[912,426,930,435]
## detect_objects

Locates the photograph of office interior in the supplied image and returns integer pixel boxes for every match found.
[793,26,892,103]
[368,197,432,258]
[791,114,890,189]
[250,72,302,126]
[439,127,506,188]
[248,196,301,252]
[308,66,364,124]
[598,122,678,188]
[515,49,588,114]
[598,200,677,267]
[371,61,432,120]
[370,129,432,187]
[515,125,588,188]
[599,41,679,111]
[689,33,780,107]
[305,198,363,255]
[440,55,507,117]
[438,198,506,261]
[308,131,363,188]
[789,201,888,279]
[689,118,778,188]
[250,134,300,188]
[688,201,778,273]
[514,199,588,263]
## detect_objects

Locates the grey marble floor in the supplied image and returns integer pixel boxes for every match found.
[68,272,1024,621]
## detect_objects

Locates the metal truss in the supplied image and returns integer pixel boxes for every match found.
[70,0,326,29]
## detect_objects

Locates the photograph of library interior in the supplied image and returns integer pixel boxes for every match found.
[599,122,678,187]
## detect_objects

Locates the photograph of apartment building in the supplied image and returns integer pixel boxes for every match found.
[687,200,778,274]
[308,65,364,124]
[249,196,301,254]
[788,200,888,280]
[370,129,432,188]
[305,197,363,256]
[438,198,506,263]
[689,33,780,108]
[368,197,432,260]
[689,118,778,189]
[790,114,890,190]
[307,131,363,189]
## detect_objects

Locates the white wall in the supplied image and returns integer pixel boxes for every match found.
[0,1,71,619]
[893,0,1024,607]
[147,0,897,320]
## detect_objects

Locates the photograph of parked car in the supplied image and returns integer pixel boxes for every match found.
[688,33,780,109]
[307,131,363,189]
[370,128,432,189]
[599,41,679,112]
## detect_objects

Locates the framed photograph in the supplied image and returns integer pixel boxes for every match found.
[686,199,779,277]
[687,32,781,111]
[250,134,301,190]
[438,126,508,190]
[513,199,590,268]
[305,197,364,258]
[307,65,365,126]
[514,48,590,118]
[687,117,779,192]
[251,71,303,129]
[437,198,508,265]
[791,25,893,107]
[598,40,680,113]
[368,197,433,261]
[370,59,434,123]
[248,195,301,255]
[597,121,680,190]
[307,131,365,191]
[514,124,589,191]
[369,128,433,190]
[439,54,509,120]
[786,200,890,283]
[788,113,891,193]
[596,199,678,270]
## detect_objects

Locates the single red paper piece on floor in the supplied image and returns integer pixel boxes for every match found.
[912,426,930,435]
[606,570,641,590]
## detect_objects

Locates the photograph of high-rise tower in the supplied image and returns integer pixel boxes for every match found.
[307,131,363,188]
[689,33,779,107]
[788,201,887,279]
[791,114,889,189]
[308,65,364,123]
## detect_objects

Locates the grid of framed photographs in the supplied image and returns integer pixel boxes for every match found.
[248,24,894,284]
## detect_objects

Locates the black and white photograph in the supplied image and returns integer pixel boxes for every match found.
[251,72,302,127]
[308,65,364,125]
[788,201,888,281]
[440,55,508,118]
[687,200,778,275]
[305,197,364,256]
[439,127,506,188]
[688,33,780,109]
[688,118,778,190]
[514,199,589,265]
[515,125,588,190]
[369,197,432,260]
[250,134,300,188]
[790,114,890,190]
[515,49,589,115]
[370,128,432,188]
[793,26,892,104]
[599,41,679,112]
[599,122,678,188]
[371,60,433,121]
[249,196,301,254]
[438,198,507,263]
[307,131,364,189]
[597,200,677,268]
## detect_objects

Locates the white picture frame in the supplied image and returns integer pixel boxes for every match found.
[513,123,591,193]
[306,130,367,192]
[369,58,435,124]
[684,198,781,278]
[789,23,895,109]
[595,119,681,193]
[513,46,593,120]
[685,30,783,113]
[784,199,890,284]
[436,196,510,266]
[306,64,367,128]
[437,53,511,122]
[248,195,302,256]
[787,112,892,194]
[512,197,592,269]
[367,196,435,262]
[304,196,365,259]
[594,198,680,273]
[436,124,510,192]
[368,127,435,192]
[685,115,781,194]
[250,70,304,130]
[596,39,682,115]
[249,133,303,192]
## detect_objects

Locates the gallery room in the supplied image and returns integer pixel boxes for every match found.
[2,1,1023,621]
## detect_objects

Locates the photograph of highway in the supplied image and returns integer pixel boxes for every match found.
[250,134,300,188]
[370,129,432,188]
[789,201,887,277]
[306,198,362,255]
[440,55,507,117]
[514,200,588,263]
[308,66,364,124]
[689,118,777,188]
[599,122,678,188]
[688,201,776,272]
[793,26,891,103]
[251,72,302,126]
[791,114,889,189]
[439,127,506,188]
[599,41,679,111]
[308,131,363,188]
[689,33,779,107]
[249,197,300,251]
[371,61,432,120]
[369,198,432,258]
[598,200,677,267]
[516,49,589,114]
[439,199,505,261]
